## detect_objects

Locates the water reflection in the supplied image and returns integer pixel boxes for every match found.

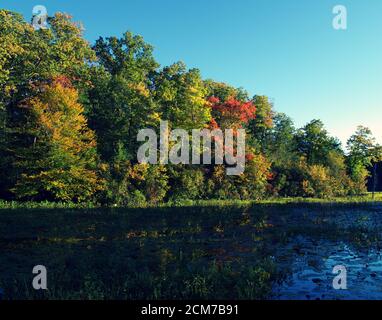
[1,203,382,299]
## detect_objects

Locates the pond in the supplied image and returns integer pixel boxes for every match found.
[1,203,382,300]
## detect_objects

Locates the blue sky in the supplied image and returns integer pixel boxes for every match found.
[2,0,382,146]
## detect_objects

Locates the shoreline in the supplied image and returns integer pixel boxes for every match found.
[0,193,382,210]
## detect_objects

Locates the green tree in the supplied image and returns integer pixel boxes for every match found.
[154,62,211,130]
[265,113,296,163]
[296,119,342,166]
[89,32,159,162]
[167,165,205,202]
[347,126,375,166]
[204,80,249,102]
[346,126,378,195]
[249,95,274,152]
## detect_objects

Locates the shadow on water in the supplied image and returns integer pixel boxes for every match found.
[1,203,382,299]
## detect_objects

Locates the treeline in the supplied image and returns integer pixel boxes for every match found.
[0,10,381,205]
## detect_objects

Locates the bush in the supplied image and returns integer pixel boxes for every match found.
[167,166,205,201]
[101,162,169,206]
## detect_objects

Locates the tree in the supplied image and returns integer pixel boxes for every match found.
[0,11,95,109]
[0,10,96,198]
[89,32,159,162]
[204,80,249,102]
[11,78,103,202]
[167,165,205,201]
[154,62,211,130]
[248,95,274,152]
[296,119,342,166]
[346,126,376,195]
[265,112,296,163]
[0,8,375,204]
[209,96,256,130]
[347,126,375,165]
[267,118,354,198]
[263,113,299,196]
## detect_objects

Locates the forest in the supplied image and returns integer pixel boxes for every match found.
[1,10,381,207]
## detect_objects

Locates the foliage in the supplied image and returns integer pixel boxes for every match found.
[10,79,102,202]
[209,96,256,130]
[295,119,342,166]
[248,95,274,152]
[0,9,378,204]
[346,126,380,195]
[167,165,206,202]
[204,80,249,102]
[102,159,169,206]
[154,62,211,130]
[89,32,159,162]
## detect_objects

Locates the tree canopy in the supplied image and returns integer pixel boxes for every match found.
[0,9,378,204]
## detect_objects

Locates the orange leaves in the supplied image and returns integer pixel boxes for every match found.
[28,78,96,154]
[13,77,102,202]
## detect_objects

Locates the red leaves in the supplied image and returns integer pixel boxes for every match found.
[208,96,220,105]
[208,96,256,130]
[245,153,255,161]
[208,118,219,130]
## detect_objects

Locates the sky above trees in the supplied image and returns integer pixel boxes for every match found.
[2,0,381,146]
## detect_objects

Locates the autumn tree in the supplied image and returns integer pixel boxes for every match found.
[0,11,95,109]
[0,10,95,198]
[0,9,375,203]
[209,96,256,130]
[11,78,103,202]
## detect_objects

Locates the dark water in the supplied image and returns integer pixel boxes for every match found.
[264,206,382,300]
[273,238,382,300]
[267,204,382,299]
[1,203,382,299]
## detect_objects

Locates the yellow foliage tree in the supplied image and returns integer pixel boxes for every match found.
[12,78,104,202]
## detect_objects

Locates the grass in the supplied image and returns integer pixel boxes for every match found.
[0,193,381,210]
[0,200,97,210]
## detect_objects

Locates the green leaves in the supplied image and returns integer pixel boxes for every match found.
[154,62,211,130]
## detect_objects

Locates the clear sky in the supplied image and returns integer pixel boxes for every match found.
[2,0,382,146]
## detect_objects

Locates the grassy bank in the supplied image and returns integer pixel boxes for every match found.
[0,193,381,210]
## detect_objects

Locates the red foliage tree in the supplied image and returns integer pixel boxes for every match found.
[208,96,256,130]
[206,96,258,168]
